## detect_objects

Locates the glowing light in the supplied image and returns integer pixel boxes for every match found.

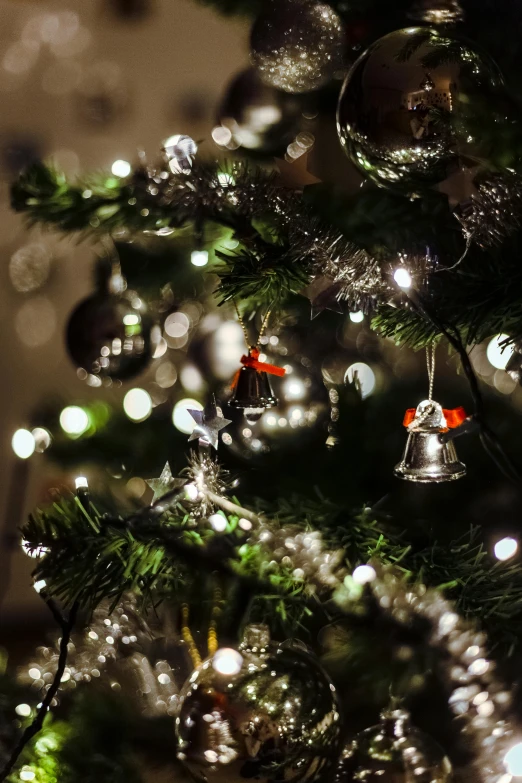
[209,514,227,532]
[158,673,171,685]
[487,334,514,370]
[345,363,376,399]
[172,398,203,434]
[28,668,41,680]
[289,406,304,421]
[12,429,35,459]
[191,250,208,267]
[123,389,152,422]
[60,406,89,436]
[394,267,412,289]
[505,743,522,776]
[184,483,199,501]
[283,378,306,401]
[239,518,252,531]
[212,125,232,146]
[21,540,48,559]
[32,427,51,452]
[123,313,140,326]
[212,648,243,676]
[33,579,46,594]
[180,364,204,393]
[494,537,518,562]
[75,476,88,489]
[349,311,364,323]
[19,767,35,781]
[111,159,131,178]
[353,565,377,584]
[15,704,31,717]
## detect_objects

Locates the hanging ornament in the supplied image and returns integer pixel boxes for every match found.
[229,306,286,424]
[163,134,198,174]
[408,0,464,25]
[188,396,232,451]
[66,266,153,383]
[250,0,346,94]
[336,27,500,194]
[395,347,467,483]
[215,68,302,156]
[176,624,342,783]
[335,708,452,783]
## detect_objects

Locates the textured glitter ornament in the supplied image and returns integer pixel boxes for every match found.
[216,68,301,155]
[66,289,153,382]
[395,400,467,483]
[334,708,452,783]
[176,625,342,783]
[337,27,499,193]
[408,0,464,25]
[250,0,346,94]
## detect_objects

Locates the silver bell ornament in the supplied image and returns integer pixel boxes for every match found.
[336,27,500,194]
[334,708,452,783]
[394,400,467,483]
[229,348,285,424]
[176,624,342,783]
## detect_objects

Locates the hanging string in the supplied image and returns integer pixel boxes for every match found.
[207,583,222,657]
[181,603,202,669]
[426,344,436,402]
[234,300,272,350]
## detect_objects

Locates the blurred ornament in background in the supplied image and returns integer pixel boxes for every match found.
[408,0,464,25]
[163,134,197,174]
[74,61,129,127]
[335,708,452,783]
[250,0,346,94]
[66,274,153,383]
[337,27,499,193]
[105,0,154,21]
[395,400,467,483]
[214,68,301,155]
[176,624,342,783]
[9,242,52,293]
[506,342,522,385]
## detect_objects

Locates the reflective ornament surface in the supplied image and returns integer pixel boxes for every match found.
[216,68,301,155]
[335,709,452,783]
[176,625,342,783]
[408,0,464,25]
[230,365,277,413]
[337,27,499,193]
[250,0,346,94]
[395,400,466,483]
[66,291,153,382]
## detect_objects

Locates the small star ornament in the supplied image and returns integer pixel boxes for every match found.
[146,462,186,503]
[188,397,231,451]
[301,275,344,319]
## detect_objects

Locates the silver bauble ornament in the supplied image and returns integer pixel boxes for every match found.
[250,0,346,94]
[176,625,342,783]
[337,27,500,193]
[334,709,452,783]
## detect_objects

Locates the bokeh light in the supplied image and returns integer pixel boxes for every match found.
[486,334,514,370]
[345,363,376,399]
[494,537,518,562]
[59,406,90,436]
[349,311,364,323]
[123,389,152,422]
[12,429,35,459]
[504,742,522,776]
[111,159,131,178]
[212,648,243,676]
[191,250,208,267]
[394,267,412,289]
[172,398,203,434]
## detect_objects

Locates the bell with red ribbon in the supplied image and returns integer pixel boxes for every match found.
[230,347,286,424]
[395,399,467,483]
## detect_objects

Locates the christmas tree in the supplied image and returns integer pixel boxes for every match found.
[3,1,522,782]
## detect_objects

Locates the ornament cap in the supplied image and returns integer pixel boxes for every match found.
[239,623,271,653]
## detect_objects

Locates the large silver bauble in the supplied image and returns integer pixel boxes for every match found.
[337,27,500,193]
[250,0,346,94]
[176,626,342,783]
[334,709,452,783]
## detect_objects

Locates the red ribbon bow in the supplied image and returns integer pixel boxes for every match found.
[231,347,286,389]
[403,406,467,429]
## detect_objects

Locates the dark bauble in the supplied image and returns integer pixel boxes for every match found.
[334,710,452,783]
[176,625,342,783]
[66,292,153,382]
[250,0,346,94]
[215,68,301,156]
[337,27,500,193]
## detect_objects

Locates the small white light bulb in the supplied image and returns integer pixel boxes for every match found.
[353,565,377,585]
[191,250,208,267]
[494,537,518,562]
[349,311,364,323]
[393,267,412,289]
[209,514,227,532]
[60,406,89,436]
[111,159,131,178]
[212,648,243,676]
[505,742,522,776]
[33,579,46,594]
[183,483,199,502]
[15,704,31,717]
[75,476,88,489]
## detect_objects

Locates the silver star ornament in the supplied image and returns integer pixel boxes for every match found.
[188,397,231,451]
